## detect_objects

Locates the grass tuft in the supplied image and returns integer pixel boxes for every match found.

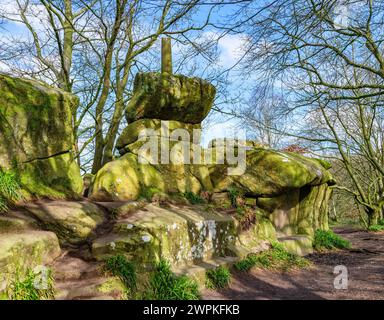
[367,224,384,232]
[104,255,137,295]
[0,169,22,212]
[313,229,351,250]
[234,241,310,272]
[144,260,199,300]
[206,266,231,289]
[6,266,55,300]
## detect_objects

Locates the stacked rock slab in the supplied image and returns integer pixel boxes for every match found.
[91,70,216,201]
[0,73,83,198]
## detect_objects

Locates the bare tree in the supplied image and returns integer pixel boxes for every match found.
[231,0,384,225]
[0,0,229,173]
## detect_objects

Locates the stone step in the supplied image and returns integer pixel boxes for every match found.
[0,210,41,233]
[173,256,238,288]
[91,203,237,266]
[278,235,313,256]
[52,253,100,281]
[55,276,125,300]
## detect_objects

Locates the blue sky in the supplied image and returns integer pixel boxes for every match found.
[0,0,256,147]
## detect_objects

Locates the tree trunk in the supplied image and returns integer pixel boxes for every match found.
[367,207,380,226]
[101,97,125,166]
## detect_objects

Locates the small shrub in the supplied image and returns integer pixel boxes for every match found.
[206,266,231,289]
[6,266,55,300]
[0,170,22,212]
[234,242,309,272]
[183,191,204,205]
[104,255,137,294]
[367,224,384,232]
[313,229,351,250]
[144,260,199,300]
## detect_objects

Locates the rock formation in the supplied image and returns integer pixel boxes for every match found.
[0,39,336,300]
[0,73,83,199]
[90,38,335,258]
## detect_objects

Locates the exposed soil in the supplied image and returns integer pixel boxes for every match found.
[202,228,384,300]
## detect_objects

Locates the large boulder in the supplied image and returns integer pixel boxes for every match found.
[125,72,216,124]
[20,153,83,199]
[0,73,82,198]
[209,148,335,197]
[89,152,212,201]
[91,203,237,266]
[23,201,106,244]
[116,119,201,155]
[0,231,61,288]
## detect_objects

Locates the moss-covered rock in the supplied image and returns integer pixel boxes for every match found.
[227,217,276,259]
[278,235,313,256]
[89,152,212,201]
[116,119,201,155]
[0,73,78,165]
[0,230,61,287]
[19,152,83,199]
[0,73,82,198]
[91,203,237,266]
[0,215,36,233]
[23,201,105,244]
[210,148,334,197]
[125,72,216,124]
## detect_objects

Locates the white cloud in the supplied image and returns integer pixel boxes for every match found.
[201,31,248,68]
[217,34,247,68]
[201,119,244,147]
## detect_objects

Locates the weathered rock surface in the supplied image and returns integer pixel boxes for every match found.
[116,118,201,155]
[0,73,82,198]
[278,235,313,256]
[0,230,61,284]
[92,203,237,266]
[23,201,105,244]
[125,72,216,124]
[209,148,335,197]
[20,152,83,199]
[89,152,212,201]
[53,253,125,300]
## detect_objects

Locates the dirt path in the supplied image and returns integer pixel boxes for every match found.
[202,228,384,300]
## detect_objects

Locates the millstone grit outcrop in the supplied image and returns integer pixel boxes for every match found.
[23,201,105,244]
[0,39,338,299]
[0,73,82,198]
[90,55,335,257]
[125,72,216,124]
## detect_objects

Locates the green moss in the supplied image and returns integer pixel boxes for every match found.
[211,148,334,197]
[0,74,82,200]
[19,152,82,199]
[183,191,205,204]
[140,187,164,201]
[313,229,350,250]
[125,72,216,124]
